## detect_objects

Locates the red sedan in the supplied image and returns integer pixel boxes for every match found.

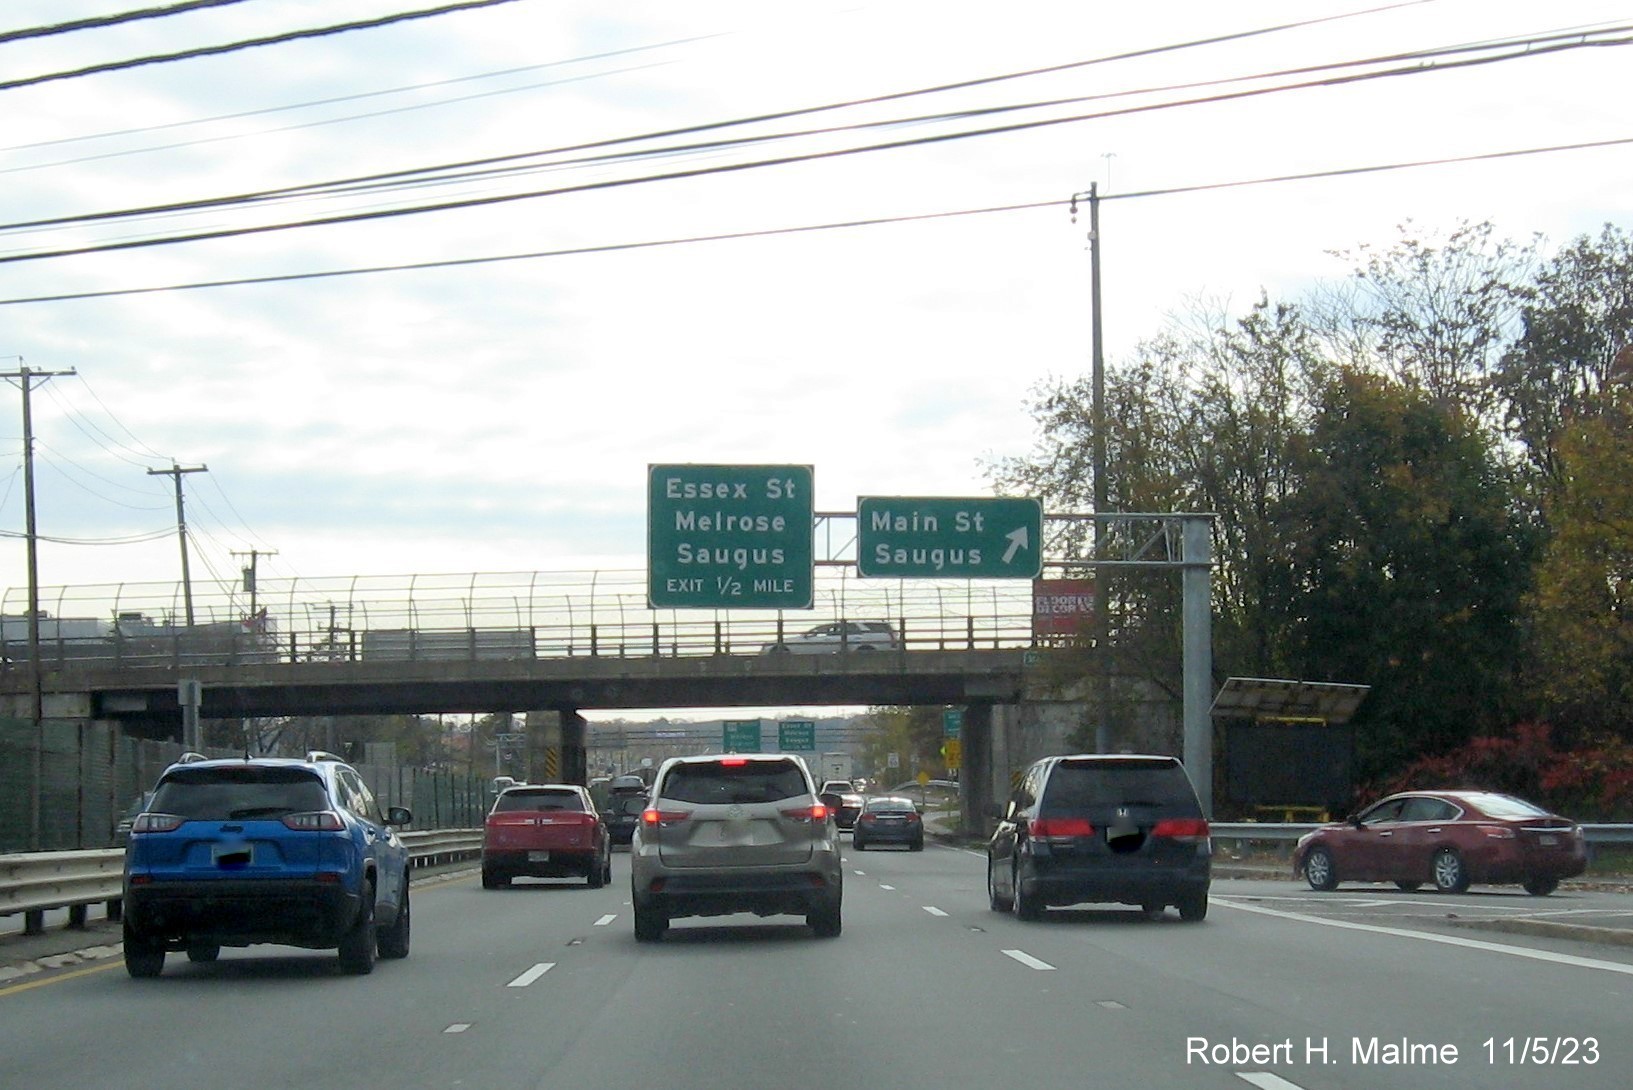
[1292,790,1587,896]
[482,783,612,889]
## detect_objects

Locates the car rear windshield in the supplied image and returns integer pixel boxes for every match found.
[494,788,584,813]
[865,797,916,812]
[1464,793,1550,819]
[660,761,808,805]
[150,766,330,820]
[613,796,647,816]
[1041,759,1200,815]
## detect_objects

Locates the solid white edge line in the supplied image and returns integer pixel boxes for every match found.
[506,962,555,987]
[1237,1073,1308,1090]
[1214,898,1633,975]
[593,914,617,926]
[1001,948,1056,971]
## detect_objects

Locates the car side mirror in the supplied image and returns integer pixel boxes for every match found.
[819,792,842,811]
[1348,815,1364,829]
[386,806,412,827]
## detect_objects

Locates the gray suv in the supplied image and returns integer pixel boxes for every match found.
[630,754,843,941]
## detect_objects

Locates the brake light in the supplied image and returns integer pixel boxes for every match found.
[282,810,345,831]
[132,813,183,834]
[781,804,830,823]
[642,808,689,826]
[1029,817,1095,840]
[1152,818,1211,841]
[721,757,747,766]
[1477,824,1516,839]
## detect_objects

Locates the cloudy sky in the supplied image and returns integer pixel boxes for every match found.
[3,0,1631,616]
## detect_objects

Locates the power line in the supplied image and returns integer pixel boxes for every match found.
[0,1,255,45]
[0,0,528,93]
[1,133,1626,307]
[2,28,1625,266]
[3,1,1471,233]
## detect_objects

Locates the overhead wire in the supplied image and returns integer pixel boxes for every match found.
[1,29,1627,267]
[2,0,1458,231]
[2,132,1626,306]
[0,1,255,44]
[0,0,529,93]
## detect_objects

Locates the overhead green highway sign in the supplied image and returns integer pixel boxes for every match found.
[778,720,816,751]
[722,719,762,752]
[857,496,1043,579]
[648,464,814,609]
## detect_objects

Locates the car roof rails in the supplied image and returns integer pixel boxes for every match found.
[305,750,348,764]
[174,751,210,764]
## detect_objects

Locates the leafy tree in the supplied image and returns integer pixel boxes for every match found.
[854,706,953,782]
[1284,369,1534,776]
[1319,219,1535,416]
[1527,389,1633,738]
[1495,223,1633,494]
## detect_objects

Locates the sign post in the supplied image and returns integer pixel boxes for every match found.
[857,496,1042,579]
[648,464,814,609]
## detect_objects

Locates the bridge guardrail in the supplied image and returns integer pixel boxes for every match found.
[0,829,483,936]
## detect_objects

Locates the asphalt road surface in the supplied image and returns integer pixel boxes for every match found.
[3,841,1630,1090]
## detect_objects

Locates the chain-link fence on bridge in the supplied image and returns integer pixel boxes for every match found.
[0,716,489,854]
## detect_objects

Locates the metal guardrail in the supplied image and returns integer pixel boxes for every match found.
[1209,823,1633,844]
[0,829,483,936]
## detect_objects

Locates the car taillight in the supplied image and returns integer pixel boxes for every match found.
[642,808,689,827]
[1477,824,1516,839]
[721,757,747,766]
[1152,818,1211,842]
[282,810,345,831]
[131,813,183,834]
[1029,817,1095,841]
[781,804,830,823]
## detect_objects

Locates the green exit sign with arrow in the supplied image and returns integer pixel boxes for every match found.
[856,496,1043,579]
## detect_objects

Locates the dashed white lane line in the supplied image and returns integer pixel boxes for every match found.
[1001,949,1056,971]
[444,1024,472,1034]
[922,906,948,917]
[1236,1073,1307,1090]
[507,962,555,987]
[593,914,617,927]
[1216,897,1633,975]
[880,884,896,890]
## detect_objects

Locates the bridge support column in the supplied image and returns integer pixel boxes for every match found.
[959,702,994,840]
[561,709,587,786]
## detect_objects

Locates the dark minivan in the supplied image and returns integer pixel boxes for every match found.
[987,754,1211,922]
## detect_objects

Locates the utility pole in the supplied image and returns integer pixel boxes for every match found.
[3,361,77,850]
[232,547,277,618]
[1071,184,1112,752]
[147,462,208,626]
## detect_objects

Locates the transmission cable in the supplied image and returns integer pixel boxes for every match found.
[0,0,528,93]
[1,32,1625,267]
[0,0,255,44]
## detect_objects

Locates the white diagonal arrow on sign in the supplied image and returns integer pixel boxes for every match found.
[1002,526,1029,564]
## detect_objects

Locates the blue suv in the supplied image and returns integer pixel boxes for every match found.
[121,751,413,977]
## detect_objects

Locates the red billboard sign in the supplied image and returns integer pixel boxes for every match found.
[1032,578,1096,637]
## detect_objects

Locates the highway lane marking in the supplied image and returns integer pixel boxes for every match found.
[593,914,617,926]
[922,906,948,917]
[1001,949,1056,971]
[1237,1073,1307,1090]
[880,884,896,890]
[506,962,556,987]
[444,1024,472,1034]
[1215,898,1633,975]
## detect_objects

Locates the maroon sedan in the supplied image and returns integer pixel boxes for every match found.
[482,783,612,889]
[1292,790,1586,896]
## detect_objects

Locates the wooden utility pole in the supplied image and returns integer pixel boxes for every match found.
[147,462,208,625]
[3,361,76,849]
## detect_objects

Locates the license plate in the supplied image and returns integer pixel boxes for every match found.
[1538,835,1558,846]
[528,850,551,862]
[212,843,253,866]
